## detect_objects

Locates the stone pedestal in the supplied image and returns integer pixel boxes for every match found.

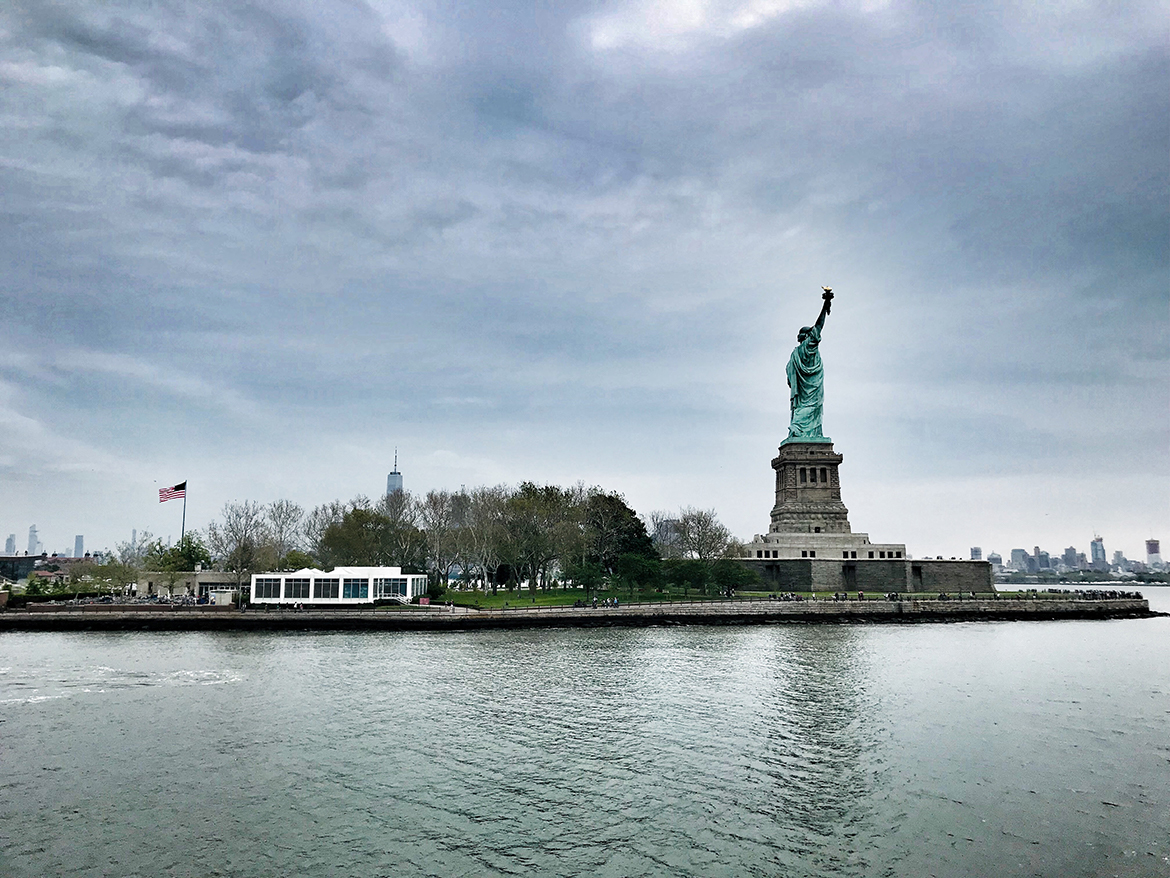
[769,441,851,535]
[742,439,905,565]
[738,435,992,596]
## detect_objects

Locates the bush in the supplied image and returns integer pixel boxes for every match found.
[662,559,709,597]
[711,560,762,596]
[562,560,606,594]
[614,553,663,597]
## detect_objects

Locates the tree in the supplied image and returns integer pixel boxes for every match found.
[678,507,732,563]
[115,530,154,567]
[562,558,606,597]
[67,559,99,587]
[614,552,662,599]
[144,534,212,572]
[664,559,709,598]
[377,489,427,571]
[461,485,508,593]
[504,483,573,598]
[207,500,273,591]
[142,533,213,595]
[584,489,656,572]
[267,500,304,566]
[281,549,315,570]
[89,558,139,595]
[318,499,386,567]
[304,500,345,562]
[314,495,427,570]
[418,490,459,592]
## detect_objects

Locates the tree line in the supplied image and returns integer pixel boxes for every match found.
[36,483,758,600]
[200,483,757,599]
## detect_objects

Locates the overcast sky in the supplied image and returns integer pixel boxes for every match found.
[1,0,1166,561]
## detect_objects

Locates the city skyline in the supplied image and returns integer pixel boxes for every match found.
[1,1,1166,558]
[3,503,1162,571]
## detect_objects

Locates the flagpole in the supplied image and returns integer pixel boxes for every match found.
[181,488,187,543]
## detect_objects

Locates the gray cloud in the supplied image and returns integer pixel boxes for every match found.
[1,0,1166,557]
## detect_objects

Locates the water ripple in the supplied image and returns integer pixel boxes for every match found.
[1,611,1168,878]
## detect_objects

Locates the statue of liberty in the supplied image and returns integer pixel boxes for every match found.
[785,288,834,443]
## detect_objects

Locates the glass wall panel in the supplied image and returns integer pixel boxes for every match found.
[314,578,340,599]
[255,578,281,599]
[342,578,369,599]
[284,578,310,599]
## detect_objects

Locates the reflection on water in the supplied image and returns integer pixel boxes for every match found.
[1,604,1168,878]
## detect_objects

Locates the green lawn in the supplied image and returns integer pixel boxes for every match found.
[444,587,761,609]
[444,588,581,609]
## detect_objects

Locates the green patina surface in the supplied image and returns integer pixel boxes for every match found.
[786,289,834,442]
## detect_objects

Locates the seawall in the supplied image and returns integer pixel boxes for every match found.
[0,598,1156,632]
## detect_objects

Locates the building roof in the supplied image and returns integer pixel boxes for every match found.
[253,566,418,578]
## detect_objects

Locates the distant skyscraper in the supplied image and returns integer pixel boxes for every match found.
[1062,547,1078,569]
[654,518,684,559]
[4,534,14,554]
[1147,539,1162,566]
[74,535,84,558]
[27,525,38,555]
[1111,550,1126,569]
[1090,536,1107,571]
[1010,548,1030,570]
[970,547,982,561]
[386,449,403,495]
[1037,551,1051,570]
[987,552,1002,569]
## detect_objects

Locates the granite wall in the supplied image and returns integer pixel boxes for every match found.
[741,558,994,593]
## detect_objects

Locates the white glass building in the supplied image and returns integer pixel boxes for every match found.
[250,566,428,606]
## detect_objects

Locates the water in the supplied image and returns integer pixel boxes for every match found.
[2,589,1168,878]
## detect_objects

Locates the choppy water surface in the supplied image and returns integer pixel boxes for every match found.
[2,590,1168,878]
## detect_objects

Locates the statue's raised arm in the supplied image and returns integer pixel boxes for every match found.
[784,287,834,444]
[815,287,833,330]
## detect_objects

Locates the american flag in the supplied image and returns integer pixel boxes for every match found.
[159,481,187,503]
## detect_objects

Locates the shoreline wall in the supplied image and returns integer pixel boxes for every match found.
[0,598,1154,632]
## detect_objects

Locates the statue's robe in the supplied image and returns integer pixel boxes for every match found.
[786,325,825,440]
